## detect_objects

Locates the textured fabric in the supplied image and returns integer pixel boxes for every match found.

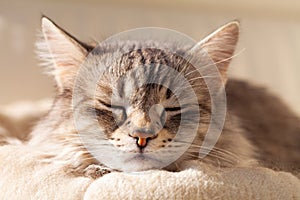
[0,101,299,200]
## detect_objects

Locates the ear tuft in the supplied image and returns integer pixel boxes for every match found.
[36,16,88,92]
[190,21,240,82]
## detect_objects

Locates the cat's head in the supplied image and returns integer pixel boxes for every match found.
[37,17,239,172]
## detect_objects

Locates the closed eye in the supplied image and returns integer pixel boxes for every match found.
[165,107,181,112]
[98,100,124,110]
[98,99,127,125]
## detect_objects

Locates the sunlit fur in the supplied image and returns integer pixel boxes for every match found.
[29,17,297,177]
[30,18,257,174]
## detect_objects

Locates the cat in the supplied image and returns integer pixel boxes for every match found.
[28,16,299,177]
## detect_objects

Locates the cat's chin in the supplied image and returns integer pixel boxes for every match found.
[120,155,164,172]
[102,154,164,172]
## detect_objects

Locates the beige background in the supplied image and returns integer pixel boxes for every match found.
[0,0,300,114]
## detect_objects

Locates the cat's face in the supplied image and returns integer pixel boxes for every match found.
[75,47,203,171]
[38,17,239,172]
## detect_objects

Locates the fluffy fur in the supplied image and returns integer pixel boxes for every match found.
[28,17,299,176]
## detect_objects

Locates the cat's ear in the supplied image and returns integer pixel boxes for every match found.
[189,21,239,82]
[37,16,91,92]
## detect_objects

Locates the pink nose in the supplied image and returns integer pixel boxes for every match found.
[136,137,148,147]
[129,131,157,148]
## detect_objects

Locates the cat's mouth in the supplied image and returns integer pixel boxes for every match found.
[125,153,161,164]
[128,148,154,154]
[132,154,147,160]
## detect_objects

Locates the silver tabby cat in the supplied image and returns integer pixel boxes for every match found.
[29,17,300,176]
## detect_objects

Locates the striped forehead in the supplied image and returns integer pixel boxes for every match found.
[97,65,168,105]
[93,46,195,105]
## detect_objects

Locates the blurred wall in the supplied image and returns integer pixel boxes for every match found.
[0,0,300,114]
